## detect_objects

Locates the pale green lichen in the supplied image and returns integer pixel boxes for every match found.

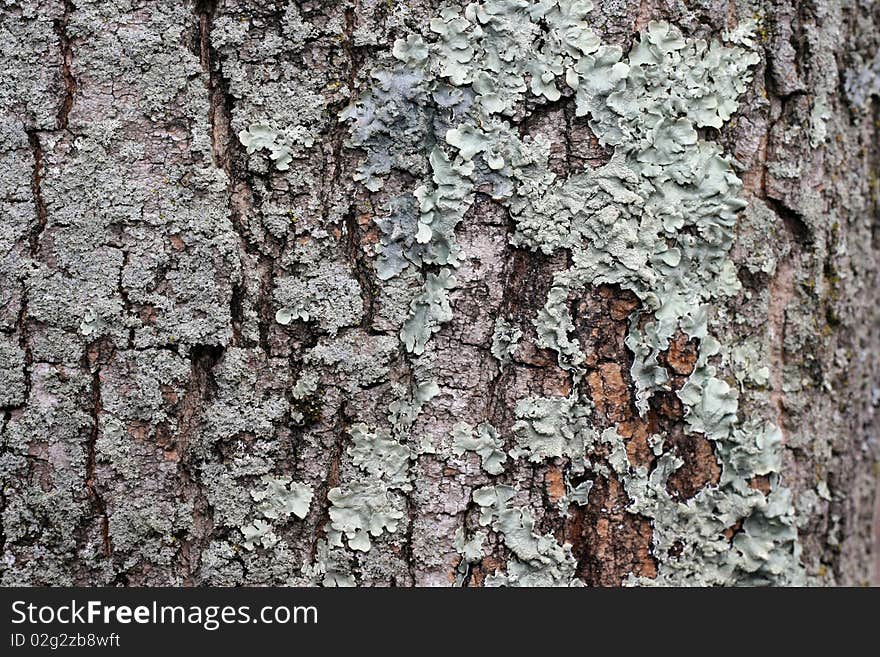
[301,539,356,587]
[473,485,581,587]
[809,94,831,148]
[275,306,308,325]
[677,336,739,440]
[240,519,278,551]
[452,421,507,475]
[594,417,801,585]
[342,1,804,585]
[565,479,593,508]
[349,423,412,491]
[490,317,522,366]
[309,369,438,567]
[250,475,314,520]
[452,526,487,585]
[323,405,419,553]
[79,307,105,336]
[238,124,294,171]
[326,481,405,552]
[400,268,457,355]
[510,394,595,469]
[533,284,585,372]
[845,49,880,109]
[730,340,771,389]
[454,526,487,562]
[289,370,320,422]
[238,123,314,171]
[273,263,363,335]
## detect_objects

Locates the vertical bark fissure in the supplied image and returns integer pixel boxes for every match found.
[17,131,47,409]
[0,411,9,557]
[116,248,134,350]
[25,131,47,256]
[330,0,370,328]
[177,344,224,584]
[308,408,346,563]
[872,98,880,248]
[758,37,811,450]
[305,0,368,549]
[195,0,250,348]
[54,0,76,131]
[85,354,111,558]
[767,256,792,435]
[765,204,809,447]
[343,208,377,331]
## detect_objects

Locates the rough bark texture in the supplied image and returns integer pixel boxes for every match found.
[1,0,878,586]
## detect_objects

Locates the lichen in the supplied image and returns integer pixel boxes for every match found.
[844,48,880,110]
[238,123,314,171]
[326,481,405,552]
[472,485,581,587]
[342,1,804,585]
[0,335,26,407]
[564,479,593,508]
[78,307,105,337]
[349,423,412,491]
[510,394,595,468]
[809,94,830,148]
[250,475,314,521]
[452,421,507,475]
[400,267,457,355]
[241,519,278,551]
[301,539,356,587]
[305,331,399,392]
[730,340,771,389]
[490,317,522,366]
[273,262,363,335]
[533,283,585,372]
[324,415,416,552]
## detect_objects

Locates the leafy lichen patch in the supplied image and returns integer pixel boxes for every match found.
[341,1,804,585]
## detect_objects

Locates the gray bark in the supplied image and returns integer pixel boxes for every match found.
[1,0,878,586]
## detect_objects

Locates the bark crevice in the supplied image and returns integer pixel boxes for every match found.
[84,344,112,558]
[53,0,77,130]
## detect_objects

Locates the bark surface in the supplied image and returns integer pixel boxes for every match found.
[1,0,879,586]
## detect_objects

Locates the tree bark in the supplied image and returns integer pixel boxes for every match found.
[1,0,878,586]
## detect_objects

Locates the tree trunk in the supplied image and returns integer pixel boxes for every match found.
[1,0,878,587]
